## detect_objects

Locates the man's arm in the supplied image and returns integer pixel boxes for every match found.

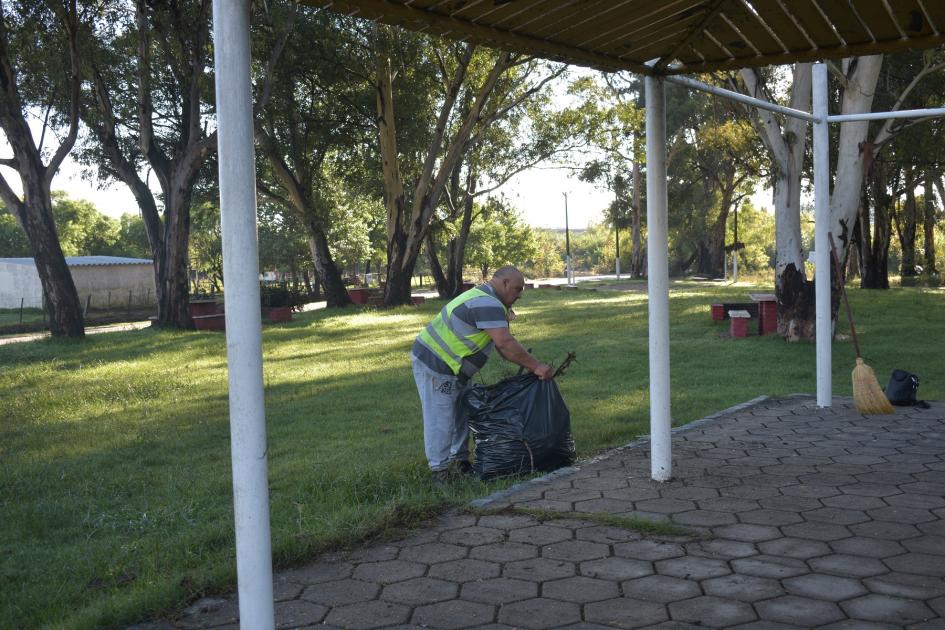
[485,327,554,380]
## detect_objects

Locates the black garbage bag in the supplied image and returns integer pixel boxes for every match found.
[461,373,575,480]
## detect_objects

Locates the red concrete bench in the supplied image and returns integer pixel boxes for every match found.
[192,313,226,331]
[710,302,758,321]
[728,310,751,338]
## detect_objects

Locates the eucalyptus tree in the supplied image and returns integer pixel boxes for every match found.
[374,25,567,306]
[253,7,390,307]
[77,0,217,328]
[424,65,578,298]
[0,0,85,336]
[736,58,882,340]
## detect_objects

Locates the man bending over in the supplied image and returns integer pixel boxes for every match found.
[411,266,554,484]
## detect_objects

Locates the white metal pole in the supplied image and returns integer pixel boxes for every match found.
[212,2,275,627]
[666,74,816,122]
[645,75,672,482]
[813,63,832,408]
[828,107,945,122]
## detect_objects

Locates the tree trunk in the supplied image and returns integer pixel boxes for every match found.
[899,168,918,280]
[923,172,937,275]
[311,269,322,302]
[445,190,475,297]
[302,269,313,294]
[157,186,193,327]
[426,231,450,298]
[847,218,862,280]
[15,191,85,337]
[377,42,508,307]
[630,159,643,277]
[862,164,893,289]
[778,264,816,341]
[771,168,809,337]
[741,63,810,338]
[306,222,352,307]
[0,1,84,337]
[828,56,883,245]
[375,52,410,306]
[700,185,734,278]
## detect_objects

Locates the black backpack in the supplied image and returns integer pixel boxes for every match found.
[884,370,927,407]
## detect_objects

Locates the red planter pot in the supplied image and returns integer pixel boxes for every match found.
[348,288,370,304]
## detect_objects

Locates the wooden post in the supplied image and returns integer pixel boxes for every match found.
[19,297,24,324]
[84,295,92,317]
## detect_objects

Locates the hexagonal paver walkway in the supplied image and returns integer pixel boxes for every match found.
[142,396,945,629]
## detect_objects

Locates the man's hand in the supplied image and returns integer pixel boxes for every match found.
[485,327,554,380]
[533,362,554,380]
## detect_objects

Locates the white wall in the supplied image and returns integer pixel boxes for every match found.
[0,262,43,308]
[72,264,157,310]
[0,262,157,310]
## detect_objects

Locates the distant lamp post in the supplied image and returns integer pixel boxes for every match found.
[563,192,573,284]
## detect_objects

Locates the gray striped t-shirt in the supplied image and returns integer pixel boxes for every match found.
[411,283,508,379]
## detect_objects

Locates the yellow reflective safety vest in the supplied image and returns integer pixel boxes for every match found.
[418,287,507,378]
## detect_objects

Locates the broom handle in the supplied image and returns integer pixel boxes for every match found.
[828,233,862,359]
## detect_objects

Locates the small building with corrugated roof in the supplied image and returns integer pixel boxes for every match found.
[0,256,156,310]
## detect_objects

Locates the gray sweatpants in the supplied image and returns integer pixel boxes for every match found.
[412,355,469,471]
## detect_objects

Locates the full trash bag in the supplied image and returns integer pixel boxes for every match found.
[461,373,575,480]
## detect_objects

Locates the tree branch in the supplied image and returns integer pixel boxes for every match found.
[0,172,24,219]
[873,59,945,147]
[45,0,81,187]
[736,68,790,170]
[413,43,475,204]
[255,1,297,116]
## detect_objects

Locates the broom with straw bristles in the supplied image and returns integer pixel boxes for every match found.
[828,233,895,415]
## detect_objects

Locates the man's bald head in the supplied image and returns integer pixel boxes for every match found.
[490,266,526,308]
[492,265,524,282]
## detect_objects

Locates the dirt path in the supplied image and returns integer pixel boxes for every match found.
[0,320,152,346]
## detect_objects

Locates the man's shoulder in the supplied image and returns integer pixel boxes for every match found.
[460,287,503,312]
[457,292,506,330]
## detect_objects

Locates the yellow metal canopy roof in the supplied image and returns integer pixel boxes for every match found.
[301,0,945,74]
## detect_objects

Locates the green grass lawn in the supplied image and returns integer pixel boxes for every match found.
[0,307,43,327]
[2,280,942,629]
